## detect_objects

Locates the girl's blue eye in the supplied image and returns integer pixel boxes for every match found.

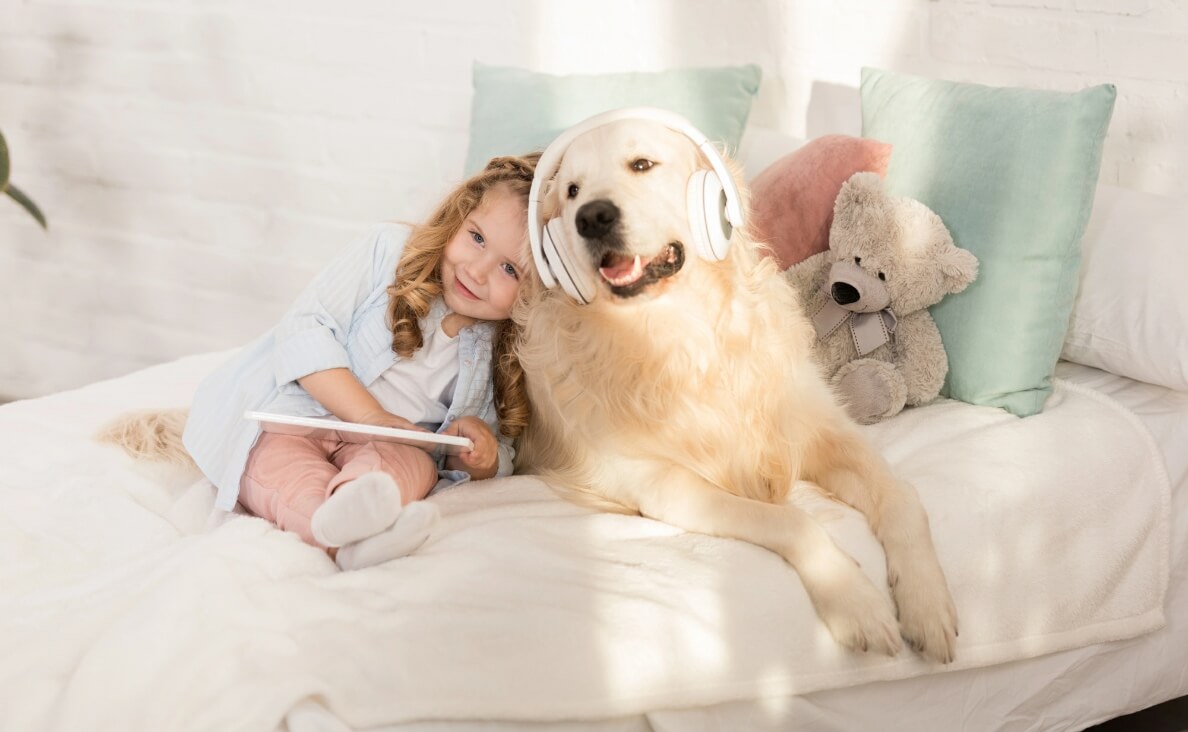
[471,230,484,246]
[502,262,519,280]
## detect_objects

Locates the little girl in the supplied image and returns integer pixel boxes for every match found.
[182,154,539,570]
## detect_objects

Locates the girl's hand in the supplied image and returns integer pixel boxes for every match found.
[354,409,430,432]
[298,370,430,439]
[442,416,499,480]
[332,409,428,444]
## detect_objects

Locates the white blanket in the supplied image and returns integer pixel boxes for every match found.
[0,354,1170,730]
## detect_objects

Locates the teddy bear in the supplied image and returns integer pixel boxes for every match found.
[784,172,979,424]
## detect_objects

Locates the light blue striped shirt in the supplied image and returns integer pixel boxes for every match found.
[183,224,515,511]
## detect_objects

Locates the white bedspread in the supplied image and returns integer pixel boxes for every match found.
[0,354,1170,730]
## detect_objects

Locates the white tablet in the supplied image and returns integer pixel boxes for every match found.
[244,411,474,456]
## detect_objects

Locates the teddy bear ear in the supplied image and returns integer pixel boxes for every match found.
[835,171,884,209]
[939,246,979,294]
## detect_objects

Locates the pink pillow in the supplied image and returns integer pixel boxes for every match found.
[749,135,892,270]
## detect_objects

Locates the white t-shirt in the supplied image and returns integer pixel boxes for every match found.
[366,302,460,430]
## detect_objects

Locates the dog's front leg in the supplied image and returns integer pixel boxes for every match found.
[628,462,901,657]
[805,428,959,663]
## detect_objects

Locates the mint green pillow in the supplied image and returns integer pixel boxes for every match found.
[464,63,761,176]
[860,68,1116,417]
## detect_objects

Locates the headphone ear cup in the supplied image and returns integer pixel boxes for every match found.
[544,217,597,304]
[536,218,560,290]
[686,170,733,262]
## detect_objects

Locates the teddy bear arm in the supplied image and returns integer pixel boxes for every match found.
[894,311,949,406]
[833,358,907,424]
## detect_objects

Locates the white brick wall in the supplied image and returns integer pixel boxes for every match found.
[1,0,1185,399]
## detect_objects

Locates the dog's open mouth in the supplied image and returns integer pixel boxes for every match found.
[597,242,685,297]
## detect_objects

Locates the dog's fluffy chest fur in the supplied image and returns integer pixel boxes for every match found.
[516,256,821,510]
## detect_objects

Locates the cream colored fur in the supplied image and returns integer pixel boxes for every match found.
[97,407,195,467]
[515,120,958,662]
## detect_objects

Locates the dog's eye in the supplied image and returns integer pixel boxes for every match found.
[878,271,886,281]
[567,183,579,199]
[854,257,862,265]
[630,158,655,173]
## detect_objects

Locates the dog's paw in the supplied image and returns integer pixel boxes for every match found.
[889,552,959,664]
[804,551,902,657]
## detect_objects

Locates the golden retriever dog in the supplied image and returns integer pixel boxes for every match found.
[514,114,958,662]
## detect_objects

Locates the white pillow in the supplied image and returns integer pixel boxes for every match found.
[1061,184,1188,391]
[736,126,804,182]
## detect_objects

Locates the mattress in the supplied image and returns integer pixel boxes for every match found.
[0,356,1179,732]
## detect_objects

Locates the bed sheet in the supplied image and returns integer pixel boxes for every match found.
[0,355,1174,732]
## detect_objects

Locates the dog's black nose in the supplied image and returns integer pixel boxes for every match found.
[575,200,619,240]
[831,282,861,306]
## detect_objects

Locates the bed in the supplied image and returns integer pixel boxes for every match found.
[2,136,1185,732]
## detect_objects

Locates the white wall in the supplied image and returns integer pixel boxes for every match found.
[1,0,1185,400]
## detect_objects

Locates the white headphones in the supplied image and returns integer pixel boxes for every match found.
[528,107,746,304]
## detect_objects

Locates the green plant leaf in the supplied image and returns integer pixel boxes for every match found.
[0,128,9,188]
[6,183,48,230]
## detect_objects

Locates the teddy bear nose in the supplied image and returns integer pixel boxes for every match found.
[831,282,861,306]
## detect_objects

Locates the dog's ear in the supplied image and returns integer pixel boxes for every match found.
[538,169,562,219]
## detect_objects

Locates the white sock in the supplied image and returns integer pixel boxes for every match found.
[310,472,402,548]
[335,501,441,571]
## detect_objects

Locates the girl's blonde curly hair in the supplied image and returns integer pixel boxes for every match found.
[386,152,540,439]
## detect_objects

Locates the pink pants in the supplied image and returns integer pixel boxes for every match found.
[238,433,437,549]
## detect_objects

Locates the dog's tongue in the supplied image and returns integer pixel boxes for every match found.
[599,253,644,286]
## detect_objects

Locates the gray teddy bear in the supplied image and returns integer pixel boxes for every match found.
[785,172,979,424]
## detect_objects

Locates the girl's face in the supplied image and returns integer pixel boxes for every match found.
[440,184,530,322]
